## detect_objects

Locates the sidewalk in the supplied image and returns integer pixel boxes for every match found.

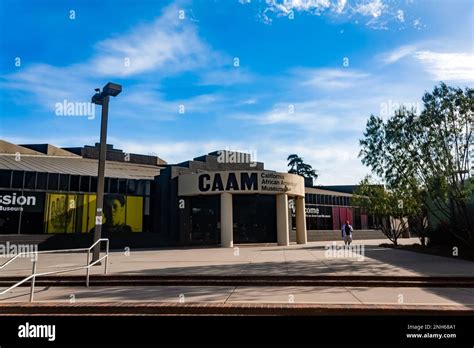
[1,284,473,306]
[1,238,473,278]
[1,238,473,307]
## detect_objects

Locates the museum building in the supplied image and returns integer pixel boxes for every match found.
[0,140,383,249]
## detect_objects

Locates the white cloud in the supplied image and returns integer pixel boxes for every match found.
[355,0,385,18]
[298,68,369,89]
[334,0,347,14]
[90,4,221,77]
[414,51,474,81]
[378,45,417,64]
[250,0,418,29]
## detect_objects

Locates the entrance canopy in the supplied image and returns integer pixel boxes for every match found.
[178,170,307,248]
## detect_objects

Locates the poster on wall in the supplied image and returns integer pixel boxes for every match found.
[45,194,76,233]
[81,194,96,233]
[125,196,143,232]
[81,194,143,233]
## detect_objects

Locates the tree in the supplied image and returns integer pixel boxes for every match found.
[287,154,318,185]
[359,83,474,248]
[353,176,423,245]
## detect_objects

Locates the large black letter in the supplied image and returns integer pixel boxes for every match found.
[241,172,258,190]
[225,173,239,191]
[212,174,224,191]
[199,174,211,192]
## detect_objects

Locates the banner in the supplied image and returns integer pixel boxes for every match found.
[125,196,143,232]
[45,194,76,233]
[44,193,143,234]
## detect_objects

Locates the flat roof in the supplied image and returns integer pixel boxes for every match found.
[0,154,161,180]
[304,186,354,197]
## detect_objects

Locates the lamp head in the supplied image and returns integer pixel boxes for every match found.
[102,82,122,97]
[91,92,103,105]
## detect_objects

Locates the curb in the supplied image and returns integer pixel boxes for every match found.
[0,302,472,316]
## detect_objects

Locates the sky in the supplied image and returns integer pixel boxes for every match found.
[0,0,473,185]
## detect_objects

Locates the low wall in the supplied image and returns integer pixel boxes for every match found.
[290,229,386,242]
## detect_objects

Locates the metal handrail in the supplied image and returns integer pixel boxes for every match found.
[0,251,38,270]
[0,239,108,270]
[0,238,109,302]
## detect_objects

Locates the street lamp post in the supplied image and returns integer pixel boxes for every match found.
[91,82,122,262]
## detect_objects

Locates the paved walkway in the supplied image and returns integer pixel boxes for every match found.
[1,238,473,306]
[1,285,474,306]
[1,238,473,278]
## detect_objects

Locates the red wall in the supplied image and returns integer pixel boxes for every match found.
[332,207,353,230]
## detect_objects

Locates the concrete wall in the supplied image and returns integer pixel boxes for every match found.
[290,229,386,242]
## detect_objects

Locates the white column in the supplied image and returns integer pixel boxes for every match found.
[276,193,289,246]
[220,192,233,248]
[296,196,307,245]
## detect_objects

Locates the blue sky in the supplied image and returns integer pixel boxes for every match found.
[0,0,473,184]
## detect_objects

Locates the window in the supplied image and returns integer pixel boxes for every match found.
[12,171,24,189]
[24,172,36,189]
[316,194,322,204]
[70,175,80,192]
[0,170,11,188]
[127,180,136,195]
[118,179,127,194]
[110,178,118,193]
[36,173,47,189]
[136,181,144,195]
[47,173,58,190]
[90,177,97,192]
[59,174,69,191]
[80,176,90,192]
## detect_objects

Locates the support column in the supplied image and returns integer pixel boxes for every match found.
[296,196,307,245]
[276,193,289,246]
[220,192,233,248]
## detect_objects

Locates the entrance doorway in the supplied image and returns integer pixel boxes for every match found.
[189,195,220,245]
[232,195,276,243]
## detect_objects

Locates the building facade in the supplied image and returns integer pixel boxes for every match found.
[0,141,383,249]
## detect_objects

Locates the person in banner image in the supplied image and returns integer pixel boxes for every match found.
[103,195,132,233]
[341,220,353,245]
